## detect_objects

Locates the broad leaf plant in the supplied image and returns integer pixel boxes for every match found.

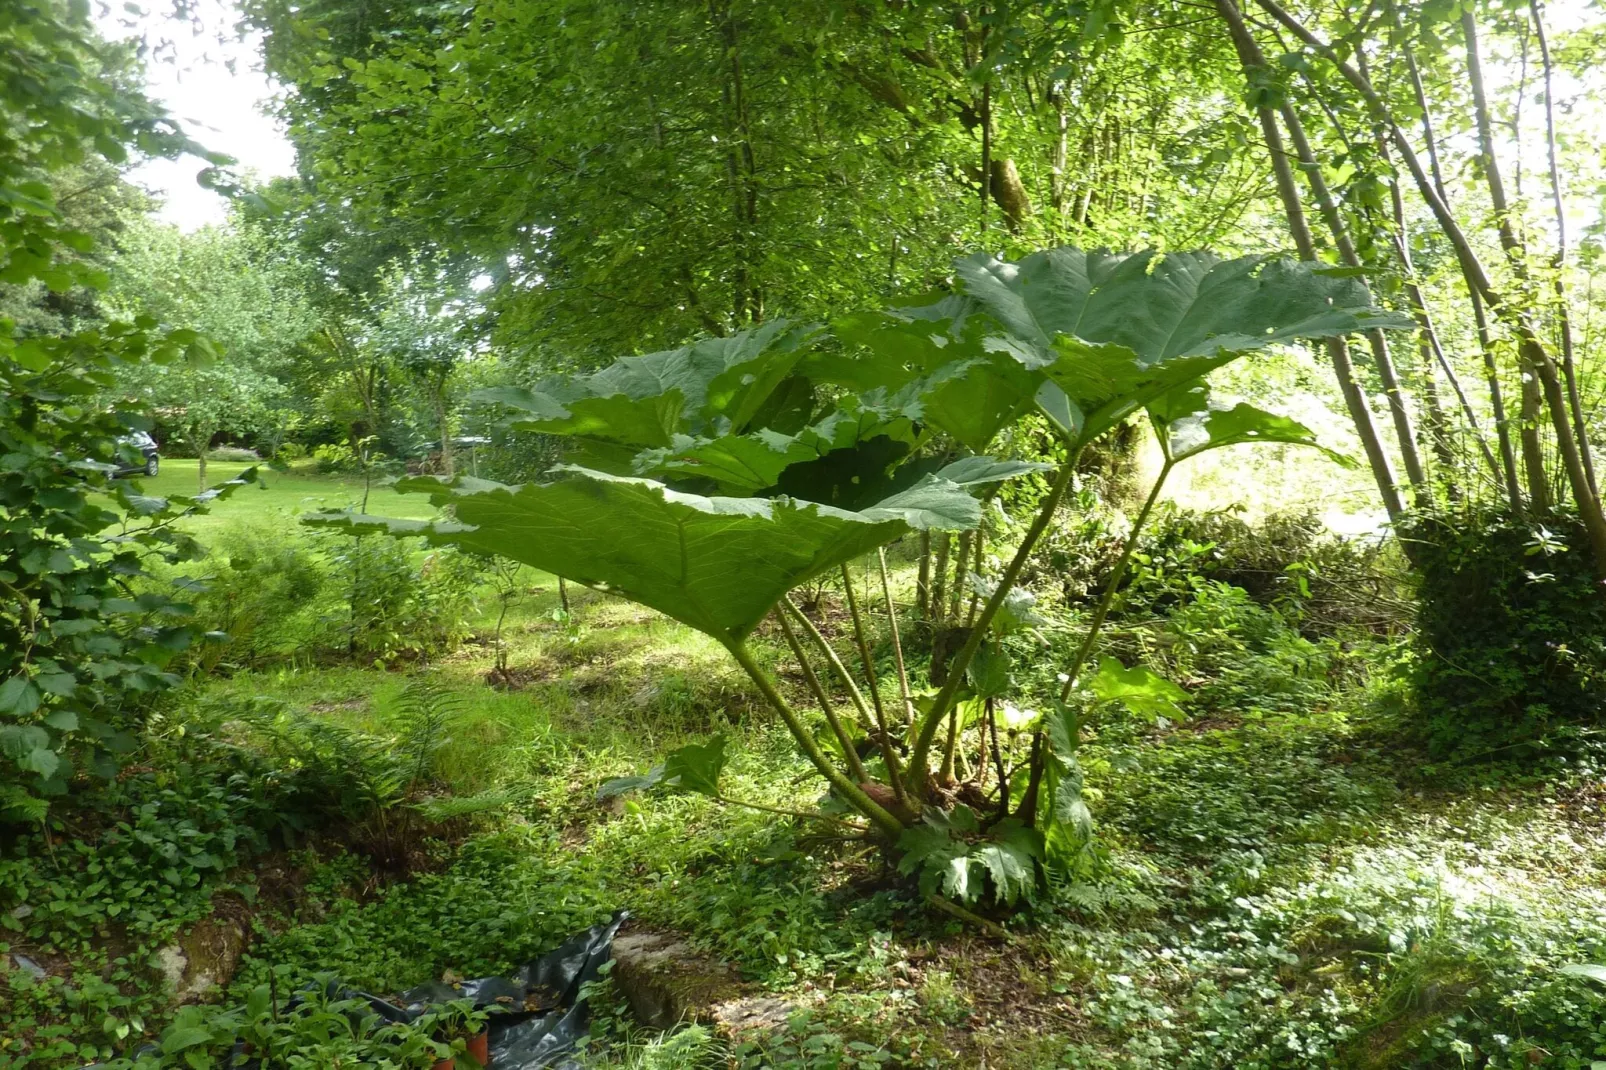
[310,246,1409,909]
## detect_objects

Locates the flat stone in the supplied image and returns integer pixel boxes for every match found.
[711,995,795,1038]
[610,929,746,1029]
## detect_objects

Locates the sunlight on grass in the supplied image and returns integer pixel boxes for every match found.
[128,458,439,537]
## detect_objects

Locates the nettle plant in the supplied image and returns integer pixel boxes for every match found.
[311,247,1407,909]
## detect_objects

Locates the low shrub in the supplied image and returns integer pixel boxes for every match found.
[323,533,482,663]
[186,525,335,670]
[1030,503,1406,638]
[311,442,360,473]
[205,445,261,463]
[182,526,483,668]
[1403,508,1606,758]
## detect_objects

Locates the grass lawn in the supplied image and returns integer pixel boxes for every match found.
[133,458,440,537]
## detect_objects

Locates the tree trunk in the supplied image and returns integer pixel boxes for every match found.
[1530,0,1596,488]
[1273,95,1428,499]
[714,0,759,325]
[436,390,454,478]
[1255,0,1606,581]
[1214,0,1405,523]
[1399,28,1523,509]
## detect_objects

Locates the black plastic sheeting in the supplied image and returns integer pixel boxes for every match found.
[395,910,626,1068]
[97,910,626,1069]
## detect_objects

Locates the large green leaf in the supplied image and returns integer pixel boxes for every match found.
[632,393,922,496]
[825,302,1042,452]
[955,248,1411,366]
[304,467,979,642]
[955,248,1410,448]
[596,734,728,799]
[475,320,821,459]
[1090,657,1188,722]
[1148,384,1354,466]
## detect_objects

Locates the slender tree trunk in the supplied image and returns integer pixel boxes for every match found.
[1531,0,1596,487]
[1469,285,1524,510]
[1050,86,1068,234]
[1257,0,1606,580]
[1215,0,1405,522]
[979,79,992,238]
[916,531,931,620]
[1399,26,1522,508]
[1520,371,1553,509]
[929,532,951,629]
[436,389,454,478]
[1274,95,1428,497]
[948,529,973,621]
[714,0,759,324]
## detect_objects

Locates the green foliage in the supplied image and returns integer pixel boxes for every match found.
[1404,509,1606,758]
[307,242,1401,905]
[323,533,482,664]
[0,335,260,819]
[104,982,454,1069]
[179,523,482,670]
[0,731,294,1064]
[896,806,1043,905]
[183,524,330,669]
[310,470,976,644]
[598,735,729,800]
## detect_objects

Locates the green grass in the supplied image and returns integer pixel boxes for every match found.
[132,458,439,537]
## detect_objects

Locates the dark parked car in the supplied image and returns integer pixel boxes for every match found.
[114,431,160,477]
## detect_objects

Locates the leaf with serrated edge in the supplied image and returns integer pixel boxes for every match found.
[305,468,979,642]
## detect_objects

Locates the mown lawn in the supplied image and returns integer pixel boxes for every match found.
[133,458,439,538]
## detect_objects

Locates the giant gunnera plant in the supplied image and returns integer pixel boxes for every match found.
[309,247,1408,913]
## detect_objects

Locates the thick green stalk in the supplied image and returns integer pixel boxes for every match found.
[723,638,905,838]
[775,609,869,784]
[839,564,887,724]
[784,597,908,806]
[1059,461,1171,703]
[909,450,1082,783]
[878,548,915,729]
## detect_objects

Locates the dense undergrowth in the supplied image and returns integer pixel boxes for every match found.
[5,493,1606,1069]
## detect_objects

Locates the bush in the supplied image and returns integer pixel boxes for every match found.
[187,525,335,669]
[1404,509,1606,757]
[312,442,360,473]
[183,526,482,669]
[205,445,261,462]
[0,330,252,821]
[1030,504,1407,638]
[323,534,483,663]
